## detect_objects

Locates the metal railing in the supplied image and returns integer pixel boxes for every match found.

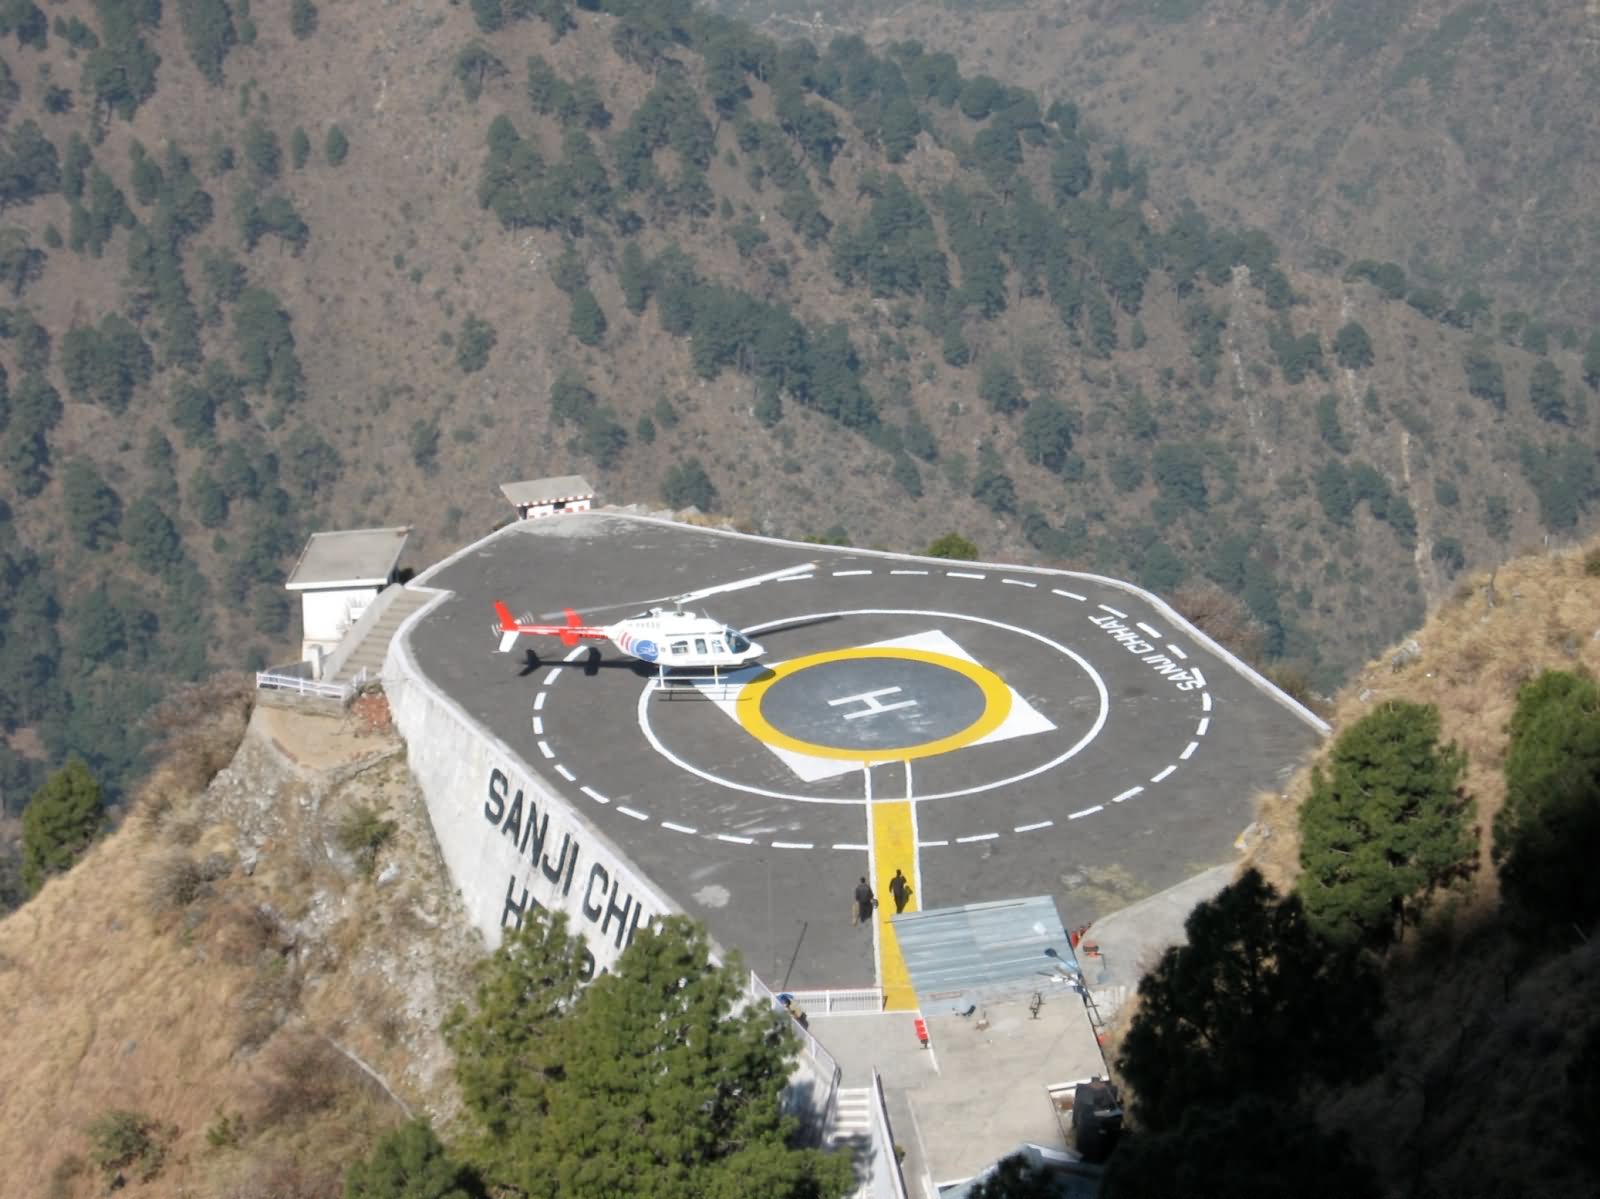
[781,985,886,1014]
[749,972,843,1082]
[255,666,369,703]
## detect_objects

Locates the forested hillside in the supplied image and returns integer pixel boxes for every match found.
[3,0,1600,906]
[716,0,1600,322]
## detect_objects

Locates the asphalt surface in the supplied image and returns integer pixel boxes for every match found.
[406,513,1322,989]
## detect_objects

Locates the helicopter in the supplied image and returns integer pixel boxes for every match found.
[492,562,815,678]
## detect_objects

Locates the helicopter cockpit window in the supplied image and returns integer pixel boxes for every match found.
[726,629,751,653]
[694,638,708,655]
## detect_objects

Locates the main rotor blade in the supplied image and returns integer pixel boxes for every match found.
[672,562,816,605]
[537,562,815,621]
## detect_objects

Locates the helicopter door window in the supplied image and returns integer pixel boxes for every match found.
[711,639,726,655]
[669,641,689,656]
[694,638,708,655]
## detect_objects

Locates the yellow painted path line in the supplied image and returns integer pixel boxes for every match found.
[870,789,919,1011]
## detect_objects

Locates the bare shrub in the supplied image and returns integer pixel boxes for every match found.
[335,804,398,878]
[1169,581,1266,663]
[85,1109,173,1185]
[142,672,255,794]
[45,1154,84,1199]
[248,1033,353,1127]
[212,902,284,966]
[1264,662,1324,712]
[236,951,302,1052]
[1584,547,1600,577]
[145,851,208,913]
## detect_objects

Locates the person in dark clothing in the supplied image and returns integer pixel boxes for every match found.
[889,868,911,914]
[853,877,875,925]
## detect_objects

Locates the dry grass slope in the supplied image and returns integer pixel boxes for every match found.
[0,692,481,1198]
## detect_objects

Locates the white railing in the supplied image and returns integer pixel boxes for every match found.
[781,985,886,1014]
[255,667,369,703]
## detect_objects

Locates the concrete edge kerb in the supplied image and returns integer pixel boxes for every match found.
[380,569,690,944]
[555,510,1332,738]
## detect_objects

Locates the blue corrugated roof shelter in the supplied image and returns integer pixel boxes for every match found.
[892,895,1082,1008]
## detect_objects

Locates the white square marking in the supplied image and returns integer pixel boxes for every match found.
[697,629,1056,782]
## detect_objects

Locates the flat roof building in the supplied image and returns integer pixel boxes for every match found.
[500,475,595,520]
[285,527,410,675]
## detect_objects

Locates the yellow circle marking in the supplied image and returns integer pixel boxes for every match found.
[735,647,1013,762]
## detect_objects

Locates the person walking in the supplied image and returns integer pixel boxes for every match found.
[889,868,912,914]
[853,876,875,925]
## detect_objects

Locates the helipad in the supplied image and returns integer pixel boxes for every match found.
[391,513,1324,998]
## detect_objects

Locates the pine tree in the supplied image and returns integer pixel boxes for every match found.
[343,1119,482,1199]
[21,758,105,894]
[1494,669,1600,935]
[1297,701,1475,949]
[1115,870,1381,1133]
[445,913,852,1199]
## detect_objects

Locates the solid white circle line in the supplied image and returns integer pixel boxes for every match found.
[661,821,698,834]
[1112,786,1144,803]
[890,569,929,575]
[1097,604,1129,618]
[1137,622,1163,639]
[617,806,651,822]
[1051,589,1087,601]
[546,667,565,683]
[533,691,547,711]
[1067,806,1102,820]
[778,575,813,583]
[956,832,999,843]
[1150,764,1178,783]
[1013,820,1053,832]
[946,571,985,580]
[1196,717,1211,736]
[1166,644,1188,660]
[1202,692,1213,712]
[833,569,873,577]
[580,785,609,803]
[718,833,757,845]
[1190,668,1208,687]
[918,839,949,847]
[537,740,555,759]
[1002,579,1037,588]
[1180,740,1200,761]
[532,716,544,735]
[554,764,576,781]
[770,840,814,849]
[833,842,869,851]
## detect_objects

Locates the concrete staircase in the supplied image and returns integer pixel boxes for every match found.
[330,588,433,685]
[827,1088,875,1198]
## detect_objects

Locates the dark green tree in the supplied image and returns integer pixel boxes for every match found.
[456,314,497,373]
[445,912,850,1199]
[290,0,317,39]
[343,1119,481,1199]
[978,358,1024,414]
[1584,331,1600,391]
[188,467,229,526]
[63,459,122,550]
[661,458,716,511]
[1333,320,1374,370]
[242,120,281,181]
[1463,344,1506,409]
[178,0,236,85]
[1298,701,1474,949]
[1315,394,1350,454]
[568,287,606,347]
[926,532,977,560]
[122,495,183,574]
[1493,670,1600,935]
[290,126,311,170]
[1529,359,1568,424]
[20,758,104,894]
[1115,869,1380,1133]
[1100,1094,1377,1199]
[409,419,440,474]
[1019,396,1076,473]
[618,240,651,313]
[325,125,349,166]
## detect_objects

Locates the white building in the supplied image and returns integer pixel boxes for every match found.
[284,526,410,677]
[500,475,595,520]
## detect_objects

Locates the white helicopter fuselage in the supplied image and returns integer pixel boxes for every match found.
[605,608,765,670]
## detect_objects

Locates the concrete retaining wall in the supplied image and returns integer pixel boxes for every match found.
[383,599,680,973]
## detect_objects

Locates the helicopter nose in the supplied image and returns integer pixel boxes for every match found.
[747,640,765,659]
